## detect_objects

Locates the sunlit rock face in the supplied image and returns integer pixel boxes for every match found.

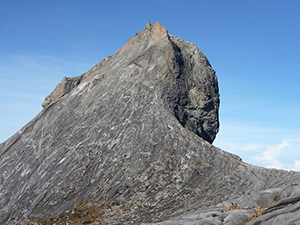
[1,22,300,225]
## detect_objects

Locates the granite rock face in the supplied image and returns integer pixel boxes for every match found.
[43,21,220,143]
[1,22,300,225]
[41,74,85,108]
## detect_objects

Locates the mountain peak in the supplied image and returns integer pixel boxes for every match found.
[41,21,220,144]
[118,21,169,54]
[2,22,300,225]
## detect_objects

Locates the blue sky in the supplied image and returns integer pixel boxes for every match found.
[1,0,299,170]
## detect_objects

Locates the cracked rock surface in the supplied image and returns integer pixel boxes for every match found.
[1,22,300,224]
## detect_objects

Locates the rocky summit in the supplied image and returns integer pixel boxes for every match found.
[1,22,300,225]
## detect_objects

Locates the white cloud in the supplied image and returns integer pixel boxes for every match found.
[254,139,300,171]
[214,120,300,171]
[215,133,300,172]
[291,160,300,171]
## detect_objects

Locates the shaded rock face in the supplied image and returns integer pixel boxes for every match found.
[0,22,300,225]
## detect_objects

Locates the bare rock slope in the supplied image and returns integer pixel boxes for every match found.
[1,22,300,225]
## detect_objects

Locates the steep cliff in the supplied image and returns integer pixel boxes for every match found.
[1,22,300,225]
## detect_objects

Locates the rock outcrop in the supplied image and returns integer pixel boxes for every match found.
[42,74,84,108]
[1,22,300,225]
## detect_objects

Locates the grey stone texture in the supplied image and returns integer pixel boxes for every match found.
[1,22,300,224]
[42,74,84,108]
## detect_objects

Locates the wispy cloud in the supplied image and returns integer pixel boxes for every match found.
[215,138,300,171]
[214,121,300,171]
[255,139,300,171]
[0,53,96,143]
[0,54,92,99]
[216,142,266,153]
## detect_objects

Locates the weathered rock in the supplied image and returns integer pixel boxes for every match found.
[1,22,300,225]
[223,209,252,225]
[42,74,85,108]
